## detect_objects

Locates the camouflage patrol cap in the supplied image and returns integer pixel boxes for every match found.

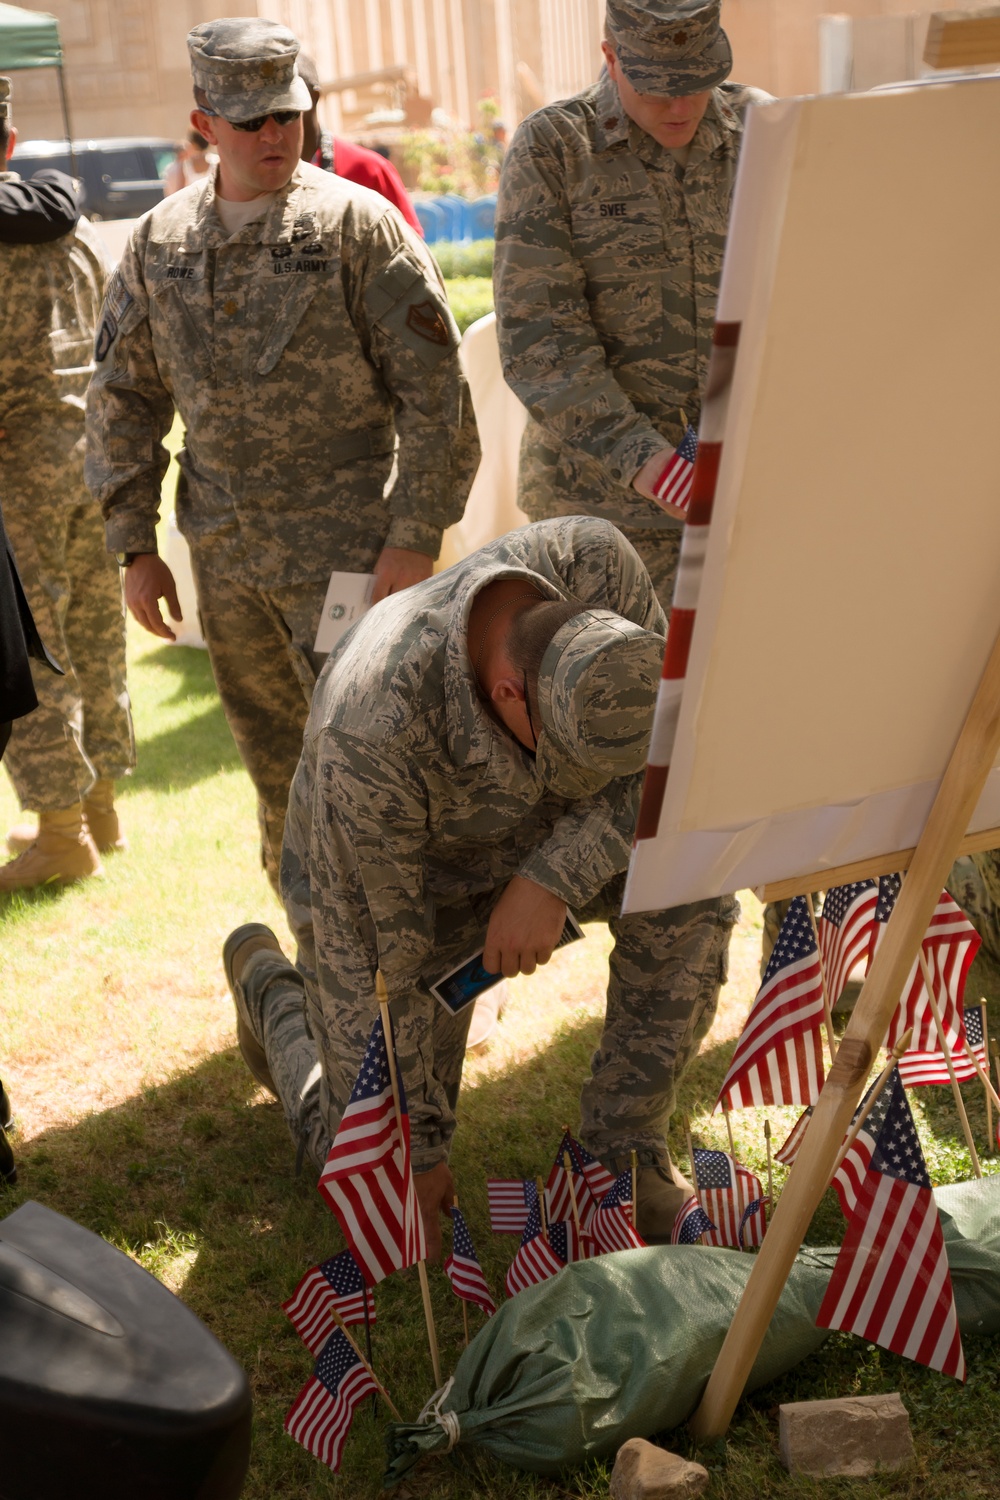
[187,17,311,124]
[0,77,10,121]
[535,609,663,799]
[606,0,732,96]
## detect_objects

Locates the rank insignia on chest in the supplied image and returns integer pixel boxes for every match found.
[405,300,450,346]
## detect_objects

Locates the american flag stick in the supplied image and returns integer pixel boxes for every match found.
[376,973,443,1388]
[763,1120,773,1205]
[453,1194,470,1347]
[805,893,839,1060]
[829,1028,913,1183]
[916,949,982,1178]
[326,1302,402,1420]
[362,1290,376,1417]
[684,1114,697,1195]
[983,1005,993,1152]
[630,1148,638,1231]
[535,1176,550,1244]
[562,1151,584,1241]
[943,1005,1000,1115]
[723,1105,736,1160]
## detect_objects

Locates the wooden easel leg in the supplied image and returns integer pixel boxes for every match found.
[690,620,1000,1441]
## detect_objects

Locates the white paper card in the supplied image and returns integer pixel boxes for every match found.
[313,571,376,654]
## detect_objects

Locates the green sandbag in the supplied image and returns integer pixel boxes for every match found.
[384,1177,1000,1482]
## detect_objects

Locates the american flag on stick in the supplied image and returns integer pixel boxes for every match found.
[282,1249,376,1356]
[872,877,980,1053]
[817,881,878,1009]
[547,1218,591,1264]
[445,1206,497,1318]
[284,1327,379,1471]
[317,1012,426,1285]
[671,1194,716,1245]
[545,1132,615,1228]
[486,1178,533,1235]
[898,1005,988,1087]
[832,1068,898,1218]
[650,423,699,515]
[817,1070,965,1381]
[505,1195,566,1296]
[590,1171,645,1254]
[692,1148,767,1249]
[774,1107,813,1166]
[717,895,826,1110]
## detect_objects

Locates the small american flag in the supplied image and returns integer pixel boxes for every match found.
[671,1194,716,1245]
[505,1196,566,1296]
[872,878,980,1053]
[590,1171,645,1254]
[717,895,825,1110]
[486,1178,533,1235]
[774,1107,813,1166]
[898,1005,988,1087]
[284,1327,378,1471]
[547,1218,591,1263]
[445,1206,496,1317]
[651,424,699,514]
[282,1249,376,1356]
[693,1149,767,1249]
[817,881,878,1008]
[545,1133,615,1227]
[317,1012,426,1285]
[817,1071,965,1380]
[832,1069,898,1217]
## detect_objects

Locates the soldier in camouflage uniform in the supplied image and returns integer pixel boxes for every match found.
[85,19,478,886]
[0,76,134,892]
[225,517,738,1252]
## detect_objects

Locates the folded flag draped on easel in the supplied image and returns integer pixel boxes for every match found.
[716,894,826,1110]
[317,1011,426,1284]
[692,1148,768,1249]
[445,1205,497,1318]
[284,1326,379,1470]
[282,1249,376,1355]
[817,1068,966,1380]
[898,1005,988,1087]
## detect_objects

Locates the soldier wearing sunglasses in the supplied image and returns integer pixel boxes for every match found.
[86,18,479,889]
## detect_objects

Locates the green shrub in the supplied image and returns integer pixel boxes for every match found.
[445,275,494,334]
[434,238,495,280]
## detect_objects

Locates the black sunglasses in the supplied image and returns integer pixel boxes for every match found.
[202,108,301,133]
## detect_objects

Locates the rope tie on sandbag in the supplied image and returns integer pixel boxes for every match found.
[417,1376,459,1451]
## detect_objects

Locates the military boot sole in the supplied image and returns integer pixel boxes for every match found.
[223,923,284,1098]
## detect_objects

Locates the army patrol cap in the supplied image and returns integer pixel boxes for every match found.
[0,76,10,120]
[187,17,312,124]
[606,0,732,96]
[535,609,663,799]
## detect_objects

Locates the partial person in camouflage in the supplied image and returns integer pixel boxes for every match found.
[0,76,134,892]
[85,18,479,887]
[948,852,1000,970]
[224,517,739,1254]
[493,0,769,602]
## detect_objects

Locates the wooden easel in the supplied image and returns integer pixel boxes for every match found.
[690,621,1000,1439]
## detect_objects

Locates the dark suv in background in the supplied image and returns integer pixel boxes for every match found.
[10,138,176,220]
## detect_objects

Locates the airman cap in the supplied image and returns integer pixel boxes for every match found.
[606,0,732,97]
[187,17,311,124]
[0,77,10,120]
[536,609,663,799]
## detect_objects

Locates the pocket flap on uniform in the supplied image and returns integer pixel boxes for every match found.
[255,275,322,375]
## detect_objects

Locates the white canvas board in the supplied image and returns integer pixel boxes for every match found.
[624,77,1000,915]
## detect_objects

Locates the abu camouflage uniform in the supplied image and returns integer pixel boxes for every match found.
[493,69,769,604]
[233,516,738,1173]
[0,186,134,811]
[85,160,479,878]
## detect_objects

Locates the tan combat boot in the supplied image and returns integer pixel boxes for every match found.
[634,1158,695,1244]
[0,804,102,891]
[7,778,124,856]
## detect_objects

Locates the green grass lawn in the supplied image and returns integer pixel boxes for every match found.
[4,622,1000,1496]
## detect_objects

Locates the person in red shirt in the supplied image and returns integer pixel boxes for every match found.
[297,53,423,235]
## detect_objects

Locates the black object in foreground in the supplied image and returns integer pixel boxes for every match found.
[0,1201,251,1499]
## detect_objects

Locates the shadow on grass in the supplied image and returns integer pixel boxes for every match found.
[140,643,219,705]
[123,644,242,794]
[5,1004,1000,1499]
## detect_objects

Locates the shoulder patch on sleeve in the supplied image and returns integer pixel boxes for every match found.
[405,300,451,347]
[94,267,134,362]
